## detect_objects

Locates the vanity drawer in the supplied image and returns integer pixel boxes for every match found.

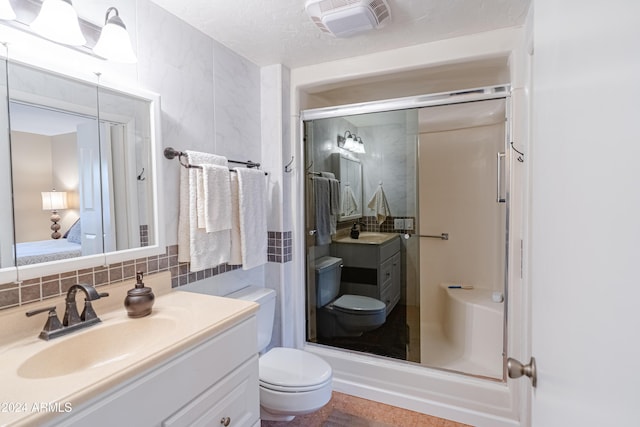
[380,257,394,291]
[163,355,259,427]
[380,281,400,315]
[379,237,400,261]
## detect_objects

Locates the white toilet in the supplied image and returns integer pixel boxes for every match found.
[315,256,386,338]
[226,286,332,422]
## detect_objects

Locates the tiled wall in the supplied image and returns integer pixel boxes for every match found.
[0,231,292,311]
[267,231,292,263]
[140,224,149,247]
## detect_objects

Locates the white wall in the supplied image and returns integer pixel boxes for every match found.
[10,131,53,243]
[419,121,506,325]
[135,1,262,284]
[531,0,640,425]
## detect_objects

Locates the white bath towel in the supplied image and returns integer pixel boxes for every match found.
[201,164,232,233]
[229,173,242,265]
[341,184,359,216]
[178,150,230,271]
[235,168,267,270]
[367,184,392,225]
[314,177,332,245]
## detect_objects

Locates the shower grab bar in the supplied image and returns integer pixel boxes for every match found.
[496,152,506,203]
[417,233,449,240]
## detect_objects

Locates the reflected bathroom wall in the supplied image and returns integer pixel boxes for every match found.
[305,109,420,363]
[305,96,510,380]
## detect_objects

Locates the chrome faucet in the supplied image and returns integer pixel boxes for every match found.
[26,284,109,341]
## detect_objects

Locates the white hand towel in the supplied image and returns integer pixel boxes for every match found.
[196,156,229,229]
[178,150,230,271]
[235,168,267,270]
[314,177,332,245]
[229,173,242,265]
[341,184,359,216]
[201,164,232,233]
[367,184,392,225]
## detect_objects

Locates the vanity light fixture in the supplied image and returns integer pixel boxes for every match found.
[93,7,137,63]
[0,0,16,20]
[41,190,68,239]
[353,136,366,154]
[30,0,86,46]
[337,130,366,154]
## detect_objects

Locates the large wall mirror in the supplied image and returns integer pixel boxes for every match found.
[0,58,162,281]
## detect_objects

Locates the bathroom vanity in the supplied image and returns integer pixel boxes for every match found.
[331,233,401,316]
[0,272,260,427]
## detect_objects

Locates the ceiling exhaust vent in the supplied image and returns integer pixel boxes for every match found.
[305,0,391,38]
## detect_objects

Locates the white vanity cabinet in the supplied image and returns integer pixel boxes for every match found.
[332,236,401,316]
[45,317,260,427]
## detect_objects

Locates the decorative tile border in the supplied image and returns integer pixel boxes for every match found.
[0,231,293,311]
[268,231,292,263]
[140,224,149,247]
[336,216,416,235]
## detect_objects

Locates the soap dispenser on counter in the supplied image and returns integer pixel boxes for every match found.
[125,272,155,318]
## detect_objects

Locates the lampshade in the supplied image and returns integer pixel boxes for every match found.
[0,0,16,20]
[93,7,137,63]
[353,136,366,154]
[30,0,86,46]
[41,191,68,211]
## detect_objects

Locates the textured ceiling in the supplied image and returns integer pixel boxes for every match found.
[149,0,531,68]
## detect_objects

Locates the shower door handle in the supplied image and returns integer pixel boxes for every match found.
[496,152,506,203]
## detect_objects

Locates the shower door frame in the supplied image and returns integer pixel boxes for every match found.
[300,84,513,379]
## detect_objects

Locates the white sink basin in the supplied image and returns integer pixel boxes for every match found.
[18,317,177,379]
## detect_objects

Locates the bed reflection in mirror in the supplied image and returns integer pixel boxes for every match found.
[10,101,97,265]
[4,61,155,268]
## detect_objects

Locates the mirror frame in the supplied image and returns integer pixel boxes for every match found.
[0,55,164,282]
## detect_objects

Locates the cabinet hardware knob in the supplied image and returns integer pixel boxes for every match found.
[220,416,231,426]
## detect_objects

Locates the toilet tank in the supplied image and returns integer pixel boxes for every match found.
[225,286,275,353]
[315,256,343,307]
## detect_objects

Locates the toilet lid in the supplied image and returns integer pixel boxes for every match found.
[333,294,386,312]
[259,348,332,390]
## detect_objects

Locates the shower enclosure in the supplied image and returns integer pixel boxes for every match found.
[303,87,511,380]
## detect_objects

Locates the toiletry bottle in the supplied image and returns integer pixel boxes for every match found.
[124,272,155,318]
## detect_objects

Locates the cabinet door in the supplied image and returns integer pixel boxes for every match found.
[380,256,395,293]
[163,356,259,427]
[380,253,401,315]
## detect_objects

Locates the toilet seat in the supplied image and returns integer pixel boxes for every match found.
[259,348,332,392]
[332,294,386,314]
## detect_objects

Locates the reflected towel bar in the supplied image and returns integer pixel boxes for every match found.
[164,147,267,175]
[418,233,449,240]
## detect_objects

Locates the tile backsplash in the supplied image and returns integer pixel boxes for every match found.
[336,216,416,235]
[0,231,292,311]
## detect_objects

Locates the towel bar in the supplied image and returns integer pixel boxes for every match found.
[417,233,449,240]
[164,147,267,175]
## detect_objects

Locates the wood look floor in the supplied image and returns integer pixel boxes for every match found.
[261,392,471,427]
